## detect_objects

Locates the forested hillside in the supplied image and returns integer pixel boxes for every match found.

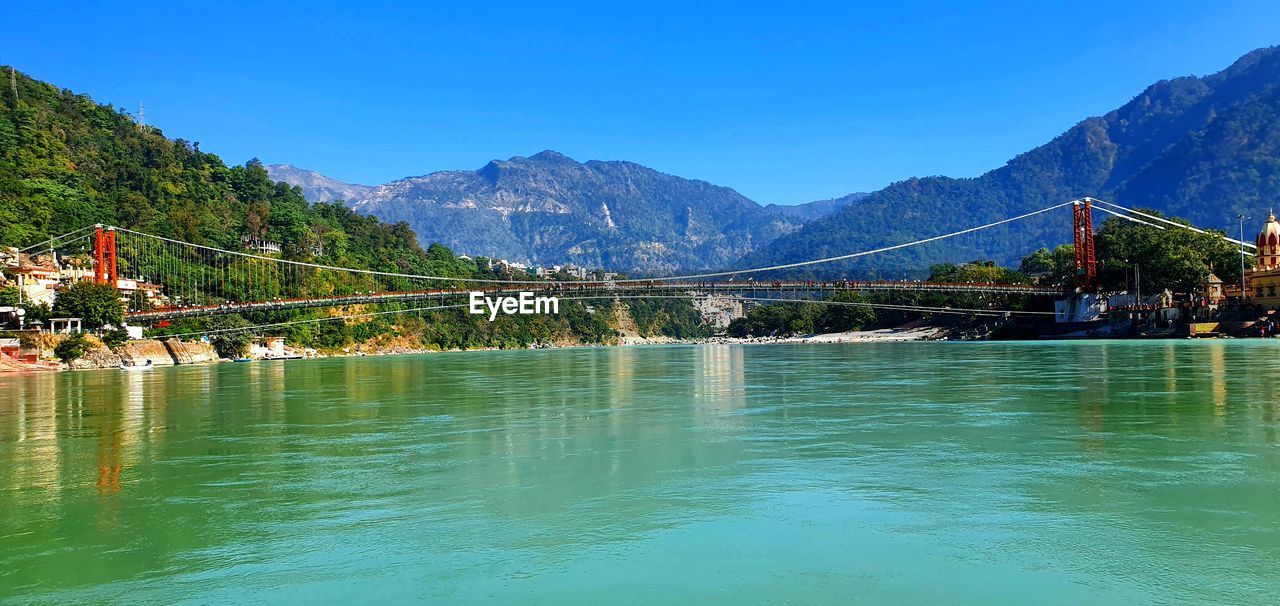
[0,66,440,273]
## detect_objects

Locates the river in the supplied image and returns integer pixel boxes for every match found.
[2,341,1278,604]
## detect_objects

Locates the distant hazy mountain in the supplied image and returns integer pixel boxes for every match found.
[763,193,868,222]
[265,164,374,204]
[741,46,1280,277]
[270,152,858,273]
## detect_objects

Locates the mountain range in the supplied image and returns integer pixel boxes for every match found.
[268,156,863,273]
[263,164,374,204]
[271,45,1280,277]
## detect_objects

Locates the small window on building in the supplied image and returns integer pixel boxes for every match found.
[1257,287,1265,297]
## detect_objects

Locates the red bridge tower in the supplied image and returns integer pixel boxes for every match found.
[1073,199,1097,291]
[93,225,118,285]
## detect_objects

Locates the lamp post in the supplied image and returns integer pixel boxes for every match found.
[1239,213,1248,304]
[15,271,23,330]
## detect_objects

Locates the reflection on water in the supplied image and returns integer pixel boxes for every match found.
[1211,342,1227,414]
[2,341,1280,604]
[693,344,747,412]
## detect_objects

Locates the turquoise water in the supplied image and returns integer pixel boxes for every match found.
[2,341,1279,604]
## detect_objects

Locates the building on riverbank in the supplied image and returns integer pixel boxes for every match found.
[1,249,63,307]
[1249,212,1280,308]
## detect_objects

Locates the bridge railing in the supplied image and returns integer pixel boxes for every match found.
[125,280,1062,322]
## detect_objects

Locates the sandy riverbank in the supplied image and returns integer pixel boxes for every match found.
[698,326,945,346]
[610,326,946,347]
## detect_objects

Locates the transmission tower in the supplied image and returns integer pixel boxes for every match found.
[137,102,146,127]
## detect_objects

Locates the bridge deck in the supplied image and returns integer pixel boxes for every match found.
[126,280,1063,322]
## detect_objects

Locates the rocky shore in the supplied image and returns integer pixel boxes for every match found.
[1,338,221,372]
[69,339,220,369]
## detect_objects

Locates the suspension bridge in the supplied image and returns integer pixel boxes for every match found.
[16,197,1253,331]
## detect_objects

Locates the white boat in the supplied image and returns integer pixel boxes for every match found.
[120,360,154,371]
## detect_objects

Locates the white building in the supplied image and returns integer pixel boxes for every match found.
[1,249,63,307]
[242,238,282,254]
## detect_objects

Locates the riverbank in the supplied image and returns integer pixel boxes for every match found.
[0,354,60,372]
[0,337,221,373]
[702,326,945,345]
[2,324,951,373]
[196,325,945,364]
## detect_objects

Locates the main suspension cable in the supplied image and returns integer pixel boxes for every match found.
[109,200,1075,286]
[1088,197,1256,250]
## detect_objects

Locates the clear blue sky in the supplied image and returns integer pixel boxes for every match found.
[5,1,1280,204]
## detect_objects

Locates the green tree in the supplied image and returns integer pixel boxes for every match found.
[1018,245,1077,287]
[0,286,18,328]
[51,281,124,329]
[206,315,254,359]
[728,302,825,337]
[817,291,877,332]
[1093,210,1246,293]
[54,333,89,363]
[101,328,130,349]
[23,302,52,327]
[626,299,713,339]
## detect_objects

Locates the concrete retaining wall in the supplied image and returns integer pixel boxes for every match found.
[119,340,176,366]
[165,339,219,364]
